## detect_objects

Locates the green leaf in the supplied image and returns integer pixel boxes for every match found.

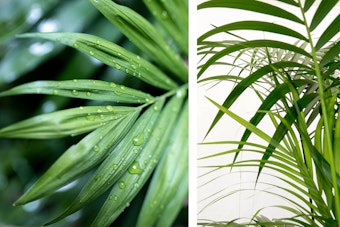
[13,110,139,205]
[198,40,312,78]
[89,0,187,82]
[304,0,315,11]
[320,41,340,67]
[198,0,303,24]
[17,32,178,90]
[136,100,188,227]
[90,93,187,227]
[309,0,339,31]
[143,0,188,55]
[204,61,312,138]
[155,171,188,227]
[0,105,136,139]
[198,21,308,44]
[236,82,317,160]
[0,79,154,104]
[45,98,166,225]
[335,107,340,175]
[206,97,282,151]
[315,14,340,50]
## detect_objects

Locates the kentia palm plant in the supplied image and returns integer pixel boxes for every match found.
[198,0,339,226]
[0,0,188,226]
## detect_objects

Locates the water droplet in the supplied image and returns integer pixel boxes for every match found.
[128,161,143,175]
[120,85,126,90]
[106,105,114,112]
[153,105,160,111]
[114,195,118,201]
[161,11,168,19]
[86,92,92,97]
[73,79,78,83]
[93,145,100,152]
[96,40,100,45]
[133,149,139,154]
[112,164,118,170]
[73,43,79,48]
[125,69,129,73]
[79,106,84,110]
[89,51,94,56]
[53,90,59,95]
[100,115,105,120]
[86,115,95,121]
[115,64,121,69]
[71,90,79,96]
[132,133,144,146]
[97,109,103,113]
[109,195,113,200]
[134,183,140,188]
[131,64,137,69]
[110,82,117,88]
[118,181,126,189]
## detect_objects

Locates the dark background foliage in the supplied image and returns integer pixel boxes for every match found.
[0,0,187,226]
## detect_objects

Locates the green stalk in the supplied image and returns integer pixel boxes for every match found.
[297,1,340,225]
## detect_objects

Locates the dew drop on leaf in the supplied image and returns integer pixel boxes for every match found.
[71,90,79,96]
[114,195,118,201]
[110,82,117,88]
[118,181,126,189]
[105,105,114,112]
[86,114,95,121]
[93,145,100,152]
[112,164,118,170]
[153,105,160,111]
[86,92,92,97]
[161,11,168,19]
[53,90,59,95]
[128,161,143,175]
[89,51,94,56]
[132,133,144,146]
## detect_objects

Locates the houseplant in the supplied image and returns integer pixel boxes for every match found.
[198,0,339,226]
[0,0,188,226]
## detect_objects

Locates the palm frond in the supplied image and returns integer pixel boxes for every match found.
[198,0,340,226]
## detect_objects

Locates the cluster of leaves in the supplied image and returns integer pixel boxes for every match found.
[198,0,339,226]
[0,0,188,226]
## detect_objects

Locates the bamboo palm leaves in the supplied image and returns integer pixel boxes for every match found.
[0,0,188,226]
[198,0,339,226]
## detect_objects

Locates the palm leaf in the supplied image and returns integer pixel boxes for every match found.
[198,0,340,225]
[17,32,178,90]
